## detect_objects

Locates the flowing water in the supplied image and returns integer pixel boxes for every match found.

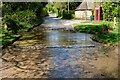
[29,17,100,78]
[2,17,117,78]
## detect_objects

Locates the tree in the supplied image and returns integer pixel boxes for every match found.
[2,2,48,34]
[2,2,48,17]
[53,2,67,10]
[102,1,120,21]
[69,2,81,10]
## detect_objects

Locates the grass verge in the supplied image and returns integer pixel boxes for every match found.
[73,21,120,45]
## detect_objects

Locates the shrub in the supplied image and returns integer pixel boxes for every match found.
[6,10,36,23]
[74,21,119,44]
[74,23,112,35]
[2,10,39,32]
[93,33,120,44]
[4,10,36,23]
[63,13,72,19]
[42,7,48,17]
[62,10,74,19]
[2,18,23,34]
[58,9,63,17]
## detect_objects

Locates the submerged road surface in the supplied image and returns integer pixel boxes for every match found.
[1,17,118,78]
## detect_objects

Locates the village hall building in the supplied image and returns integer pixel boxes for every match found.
[75,0,95,20]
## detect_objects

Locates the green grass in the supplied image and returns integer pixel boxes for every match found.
[73,21,120,45]
[73,21,114,27]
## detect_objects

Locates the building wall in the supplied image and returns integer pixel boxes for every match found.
[75,10,92,20]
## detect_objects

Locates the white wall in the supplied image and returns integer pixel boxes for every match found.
[75,10,92,20]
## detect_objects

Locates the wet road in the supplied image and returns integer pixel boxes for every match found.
[1,17,117,78]
[40,17,99,78]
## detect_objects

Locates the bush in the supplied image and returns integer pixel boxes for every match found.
[62,10,74,19]
[3,10,36,23]
[93,33,120,44]
[74,21,120,44]
[58,9,63,17]
[69,10,75,18]
[42,7,48,17]
[63,13,72,19]
[2,27,21,48]
[2,10,42,32]
[74,23,112,35]
[2,18,23,34]
[4,10,36,23]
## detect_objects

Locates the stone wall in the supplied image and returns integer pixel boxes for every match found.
[75,10,92,20]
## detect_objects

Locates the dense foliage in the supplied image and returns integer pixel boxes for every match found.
[102,1,120,21]
[2,2,48,48]
[62,10,74,19]
[45,2,81,19]
[74,22,113,34]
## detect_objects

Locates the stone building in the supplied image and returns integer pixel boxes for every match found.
[75,0,95,20]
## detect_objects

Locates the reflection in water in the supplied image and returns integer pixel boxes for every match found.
[30,28,95,78]
[45,30,93,48]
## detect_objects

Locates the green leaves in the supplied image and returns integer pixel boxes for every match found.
[74,21,120,44]
[11,10,36,22]
[2,2,47,48]
[102,2,120,21]
[74,21,112,35]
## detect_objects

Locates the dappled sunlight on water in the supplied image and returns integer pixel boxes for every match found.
[1,17,118,78]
